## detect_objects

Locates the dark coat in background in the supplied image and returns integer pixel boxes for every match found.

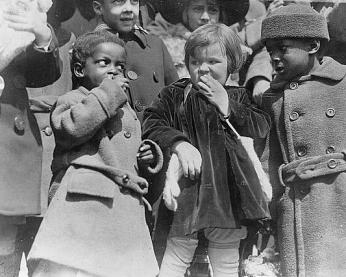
[0,32,60,216]
[142,79,271,238]
[29,81,163,277]
[95,24,179,122]
[261,57,346,277]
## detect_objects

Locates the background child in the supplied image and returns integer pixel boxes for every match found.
[142,23,270,277]
[28,30,163,277]
[92,0,178,122]
[0,1,61,276]
[261,4,346,276]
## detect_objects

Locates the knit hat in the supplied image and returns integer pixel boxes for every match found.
[261,4,329,42]
[148,0,249,26]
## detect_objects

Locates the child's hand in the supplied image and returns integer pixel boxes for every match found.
[3,1,51,47]
[198,75,229,117]
[137,142,155,166]
[172,141,202,180]
[108,75,129,92]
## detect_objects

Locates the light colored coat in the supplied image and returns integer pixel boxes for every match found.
[29,80,162,277]
[261,57,346,277]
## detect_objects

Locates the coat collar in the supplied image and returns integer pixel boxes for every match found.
[94,24,148,48]
[270,57,346,90]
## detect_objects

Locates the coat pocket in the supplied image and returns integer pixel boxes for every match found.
[67,168,115,199]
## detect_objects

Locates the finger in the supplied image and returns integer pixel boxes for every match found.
[187,160,196,180]
[197,82,211,95]
[139,144,151,152]
[5,22,32,32]
[180,159,189,178]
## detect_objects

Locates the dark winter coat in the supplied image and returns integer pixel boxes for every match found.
[142,79,271,237]
[261,57,346,277]
[0,32,60,216]
[95,24,179,122]
[29,81,163,277]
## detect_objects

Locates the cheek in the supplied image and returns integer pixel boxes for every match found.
[210,14,219,23]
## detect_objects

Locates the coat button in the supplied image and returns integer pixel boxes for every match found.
[327,159,337,169]
[14,115,25,133]
[122,174,129,184]
[297,146,307,157]
[153,71,159,83]
[289,82,298,90]
[43,126,53,136]
[289,111,299,121]
[326,146,335,154]
[124,130,131,138]
[0,75,4,96]
[126,70,138,80]
[326,108,335,118]
[134,100,145,112]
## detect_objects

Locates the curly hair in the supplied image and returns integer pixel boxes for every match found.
[184,23,246,75]
[71,30,125,88]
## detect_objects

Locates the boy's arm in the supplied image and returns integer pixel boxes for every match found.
[52,79,127,150]
[225,87,271,139]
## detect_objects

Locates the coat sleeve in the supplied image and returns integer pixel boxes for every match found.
[142,87,188,152]
[226,87,271,139]
[52,79,127,150]
[25,25,61,88]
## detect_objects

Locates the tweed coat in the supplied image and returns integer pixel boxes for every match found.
[29,80,163,277]
[0,33,60,216]
[95,24,179,122]
[261,57,346,277]
[142,79,271,238]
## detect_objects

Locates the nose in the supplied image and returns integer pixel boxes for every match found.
[122,0,133,13]
[200,10,210,22]
[198,62,209,76]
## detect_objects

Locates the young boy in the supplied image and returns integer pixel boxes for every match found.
[28,30,163,277]
[261,4,346,277]
[92,0,178,122]
[143,23,270,277]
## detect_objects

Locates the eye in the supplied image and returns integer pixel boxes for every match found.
[96,59,108,67]
[208,5,219,14]
[130,0,139,4]
[192,6,204,13]
[190,59,199,66]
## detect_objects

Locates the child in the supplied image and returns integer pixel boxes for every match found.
[28,30,163,277]
[260,4,346,276]
[0,1,60,276]
[142,23,270,277]
[92,0,178,122]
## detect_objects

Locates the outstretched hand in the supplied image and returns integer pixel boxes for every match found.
[3,1,51,47]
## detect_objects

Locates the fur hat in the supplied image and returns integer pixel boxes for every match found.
[261,4,329,42]
[148,0,249,26]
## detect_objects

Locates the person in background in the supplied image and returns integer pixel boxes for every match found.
[91,0,178,122]
[261,4,346,276]
[0,1,60,276]
[27,0,76,219]
[143,23,270,277]
[146,0,272,104]
[28,30,163,277]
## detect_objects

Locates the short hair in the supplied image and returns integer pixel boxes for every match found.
[184,23,246,75]
[71,30,125,87]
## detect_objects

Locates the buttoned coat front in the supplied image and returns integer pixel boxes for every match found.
[261,57,346,277]
[0,37,60,216]
[29,81,162,277]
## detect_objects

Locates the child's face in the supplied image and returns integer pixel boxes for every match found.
[266,39,312,83]
[94,0,139,34]
[188,43,228,86]
[184,0,220,31]
[80,42,126,89]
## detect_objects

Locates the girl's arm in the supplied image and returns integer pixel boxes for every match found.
[52,78,127,149]
[142,86,189,151]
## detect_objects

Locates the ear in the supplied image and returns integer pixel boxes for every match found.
[93,0,103,16]
[308,40,320,54]
[73,63,85,78]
